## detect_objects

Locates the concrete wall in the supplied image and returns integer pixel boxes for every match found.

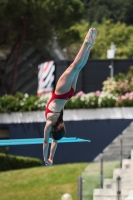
[0,109,133,164]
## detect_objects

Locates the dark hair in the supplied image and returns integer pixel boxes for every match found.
[51,110,66,140]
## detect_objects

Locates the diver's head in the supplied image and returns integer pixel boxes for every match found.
[51,110,66,140]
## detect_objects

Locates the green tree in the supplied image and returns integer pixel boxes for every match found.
[0,0,83,94]
[67,20,133,59]
[91,20,133,59]
[83,0,133,25]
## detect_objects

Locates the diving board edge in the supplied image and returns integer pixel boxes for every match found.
[0,137,91,146]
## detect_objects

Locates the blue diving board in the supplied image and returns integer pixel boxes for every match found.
[0,137,91,146]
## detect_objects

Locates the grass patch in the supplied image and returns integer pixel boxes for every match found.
[0,161,120,200]
[0,163,88,200]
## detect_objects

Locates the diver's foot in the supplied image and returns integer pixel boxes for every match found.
[84,28,97,46]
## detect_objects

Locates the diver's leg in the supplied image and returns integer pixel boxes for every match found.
[55,28,97,94]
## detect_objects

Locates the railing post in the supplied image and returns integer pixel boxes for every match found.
[78,176,82,200]
[120,134,123,168]
[100,152,103,188]
[117,176,121,200]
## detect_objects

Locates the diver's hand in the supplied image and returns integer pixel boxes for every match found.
[45,158,53,166]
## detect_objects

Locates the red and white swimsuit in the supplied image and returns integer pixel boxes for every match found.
[45,87,74,118]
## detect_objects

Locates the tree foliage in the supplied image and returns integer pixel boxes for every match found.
[0,0,84,94]
[67,20,133,59]
[84,0,133,25]
[0,0,83,48]
[91,20,133,59]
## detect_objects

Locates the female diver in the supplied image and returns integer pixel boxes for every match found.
[43,28,97,166]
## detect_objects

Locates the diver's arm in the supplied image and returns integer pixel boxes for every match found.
[48,139,58,164]
[43,120,52,162]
